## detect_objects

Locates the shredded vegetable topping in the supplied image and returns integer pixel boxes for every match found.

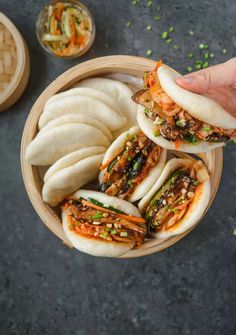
[99,132,161,200]
[41,2,93,57]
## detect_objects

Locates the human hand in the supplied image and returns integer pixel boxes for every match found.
[175,58,236,117]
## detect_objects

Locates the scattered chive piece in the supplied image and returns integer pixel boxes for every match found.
[187,52,194,59]
[154,129,160,137]
[202,61,209,68]
[168,26,174,32]
[161,31,168,39]
[233,229,236,236]
[187,66,193,72]
[204,52,209,59]
[100,232,108,239]
[188,30,194,36]
[153,15,161,20]
[91,212,104,219]
[146,24,152,31]
[166,38,172,44]
[156,5,160,10]
[146,49,153,56]
[203,126,211,131]
[173,45,179,50]
[195,64,202,70]
[222,48,227,54]
[147,0,153,6]
[210,53,214,58]
[198,43,205,49]
[120,231,128,237]
[133,161,139,170]
[126,21,132,28]
[111,230,117,235]
[204,44,209,49]
[132,0,140,4]
[195,60,203,65]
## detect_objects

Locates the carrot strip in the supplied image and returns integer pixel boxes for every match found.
[81,199,145,224]
[99,148,124,171]
[154,60,163,71]
[174,139,181,149]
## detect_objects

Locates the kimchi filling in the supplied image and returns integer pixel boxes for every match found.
[132,71,236,144]
[62,198,146,246]
[99,133,161,199]
[145,168,199,232]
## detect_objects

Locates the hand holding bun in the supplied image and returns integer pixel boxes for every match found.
[176,58,236,117]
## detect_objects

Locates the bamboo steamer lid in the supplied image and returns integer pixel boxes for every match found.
[0,12,30,112]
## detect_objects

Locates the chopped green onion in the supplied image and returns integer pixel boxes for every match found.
[195,60,203,65]
[154,129,161,137]
[132,0,140,4]
[133,162,139,170]
[202,61,209,68]
[146,24,152,31]
[204,52,209,59]
[187,52,194,59]
[147,0,153,6]
[195,64,202,70]
[187,66,193,72]
[155,117,165,125]
[203,126,211,131]
[111,230,117,235]
[171,208,180,214]
[144,107,151,115]
[176,119,184,127]
[100,232,108,239]
[209,53,214,58]
[127,156,132,161]
[146,49,153,56]
[126,21,132,28]
[222,48,227,54]
[233,229,236,236]
[127,180,133,187]
[173,45,179,50]
[91,212,104,219]
[153,15,161,20]
[188,30,194,36]
[198,43,205,49]
[166,38,172,44]
[169,26,174,32]
[161,31,168,39]
[120,231,128,237]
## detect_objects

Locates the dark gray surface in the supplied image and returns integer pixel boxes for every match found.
[0,0,236,334]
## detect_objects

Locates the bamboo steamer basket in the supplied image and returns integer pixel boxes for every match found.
[0,12,30,112]
[20,55,223,258]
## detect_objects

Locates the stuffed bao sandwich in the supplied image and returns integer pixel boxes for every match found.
[99,126,166,202]
[62,190,147,257]
[138,158,210,238]
[133,61,236,153]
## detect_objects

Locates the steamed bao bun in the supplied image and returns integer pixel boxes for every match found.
[62,190,146,257]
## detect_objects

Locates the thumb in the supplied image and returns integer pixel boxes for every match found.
[175,58,236,93]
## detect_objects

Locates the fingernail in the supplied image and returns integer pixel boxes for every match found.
[177,76,195,84]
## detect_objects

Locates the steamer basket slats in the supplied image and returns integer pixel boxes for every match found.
[20,55,223,258]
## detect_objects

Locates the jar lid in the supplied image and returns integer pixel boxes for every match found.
[0,12,30,112]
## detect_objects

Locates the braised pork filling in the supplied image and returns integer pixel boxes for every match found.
[132,71,236,144]
[62,197,146,246]
[145,168,199,232]
[99,133,161,199]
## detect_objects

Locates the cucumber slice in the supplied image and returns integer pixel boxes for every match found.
[42,34,65,42]
[62,12,71,38]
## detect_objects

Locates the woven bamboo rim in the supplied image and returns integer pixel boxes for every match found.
[0,12,30,112]
[21,55,223,258]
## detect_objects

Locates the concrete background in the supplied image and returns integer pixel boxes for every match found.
[0,1,236,334]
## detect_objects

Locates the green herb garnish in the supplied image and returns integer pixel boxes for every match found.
[161,31,168,39]
[187,52,194,59]
[169,26,174,32]
[187,66,193,72]
[153,15,161,20]
[222,48,227,54]
[188,30,194,36]
[154,129,161,137]
[173,45,179,50]
[166,38,172,44]
[146,24,152,31]
[111,230,117,235]
[91,212,104,219]
[126,21,132,28]
[203,126,211,132]
[146,49,153,57]
[202,61,209,68]
[100,232,108,239]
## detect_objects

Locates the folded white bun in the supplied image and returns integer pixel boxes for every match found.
[44,146,106,182]
[25,123,110,166]
[43,154,104,206]
[158,65,236,129]
[137,105,224,153]
[139,158,211,238]
[75,77,138,137]
[62,190,142,257]
[38,95,126,131]
[99,126,167,202]
[45,87,121,116]
[38,114,113,142]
